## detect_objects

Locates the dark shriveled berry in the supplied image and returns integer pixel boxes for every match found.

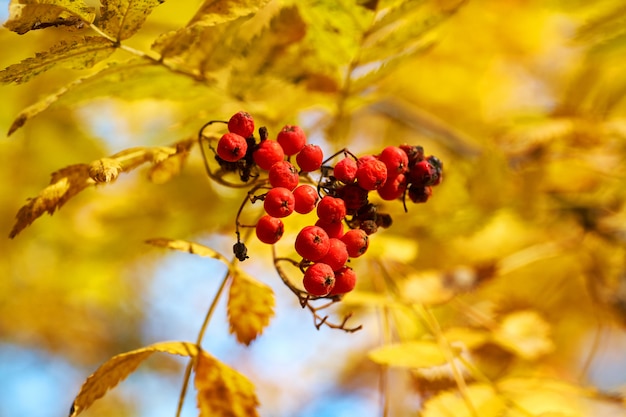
[233,241,249,261]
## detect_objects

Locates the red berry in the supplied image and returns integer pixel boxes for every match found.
[303,263,335,296]
[315,218,344,239]
[319,238,349,271]
[268,160,299,190]
[340,229,369,258]
[378,146,409,178]
[255,215,284,244]
[216,132,247,162]
[316,195,347,223]
[253,140,284,170]
[356,157,388,191]
[377,173,407,201]
[408,184,432,203]
[333,157,357,183]
[329,266,357,295]
[293,185,319,214]
[227,111,255,138]
[336,183,369,212]
[263,187,295,218]
[277,125,307,155]
[295,225,330,261]
[296,144,324,172]
[408,158,441,187]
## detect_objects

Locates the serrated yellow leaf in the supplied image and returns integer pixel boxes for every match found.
[4,0,95,35]
[9,164,92,238]
[69,341,199,417]
[493,310,554,361]
[368,340,450,368]
[422,384,506,417]
[189,0,271,26]
[0,37,115,85]
[228,270,275,345]
[145,238,229,264]
[194,351,259,417]
[99,0,165,41]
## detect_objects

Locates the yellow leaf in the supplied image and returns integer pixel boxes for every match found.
[4,0,96,35]
[9,164,92,238]
[422,384,506,417]
[189,0,271,26]
[498,378,586,417]
[194,350,259,417]
[69,341,199,417]
[493,310,555,361]
[99,0,165,41]
[443,327,489,350]
[400,270,456,306]
[88,158,122,183]
[145,238,229,264]
[228,270,275,345]
[0,37,115,85]
[368,340,450,368]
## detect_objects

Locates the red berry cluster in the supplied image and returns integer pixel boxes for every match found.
[203,112,443,301]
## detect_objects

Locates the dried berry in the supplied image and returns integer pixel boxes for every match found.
[336,183,369,212]
[216,132,247,162]
[227,111,255,138]
[277,125,307,155]
[255,215,284,244]
[302,263,335,296]
[408,184,432,203]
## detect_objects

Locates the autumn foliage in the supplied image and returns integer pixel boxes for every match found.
[2,0,626,416]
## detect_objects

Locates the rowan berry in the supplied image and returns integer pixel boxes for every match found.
[336,183,369,212]
[340,229,369,258]
[378,146,409,178]
[408,184,432,203]
[216,132,247,162]
[255,215,284,244]
[329,266,357,295]
[263,187,295,218]
[277,125,307,155]
[399,144,425,165]
[377,173,407,201]
[253,139,285,170]
[227,111,255,138]
[302,263,335,296]
[315,218,344,239]
[316,196,347,223]
[319,238,349,271]
[296,144,324,172]
[333,157,358,184]
[356,157,388,191]
[293,185,319,214]
[268,160,299,190]
[295,225,330,261]
[408,159,436,187]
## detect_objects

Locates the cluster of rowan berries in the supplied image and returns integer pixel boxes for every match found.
[206,111,443,299]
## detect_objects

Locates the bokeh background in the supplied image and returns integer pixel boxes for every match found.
[2,0,626,416]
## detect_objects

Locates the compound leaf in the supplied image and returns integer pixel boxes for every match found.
[69,341,199,417]
[227,270,275,345]
[0,37,115,85]
[4,0,95,34]
[195,350,260,417]
[99,0,165,41]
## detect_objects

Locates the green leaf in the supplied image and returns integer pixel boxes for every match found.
[0,37,115,85]
[7,59,210,136]
[368,340,451,368]
[188,0,271,26]
[99,0,166,41]
[4,0,96,35]
[69,341,199,417]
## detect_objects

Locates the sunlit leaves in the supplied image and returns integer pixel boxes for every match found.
[188,0,271,26]
[227,270,275,345]
[368,340,451,368]
[194,350,260,417]
[99,0,165,41]
[145,238,229,264]
[69,341,199,417]
[9,139,195,237]
[0,37,115,85]
[493,310,555,361]
[4,0,96,34]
